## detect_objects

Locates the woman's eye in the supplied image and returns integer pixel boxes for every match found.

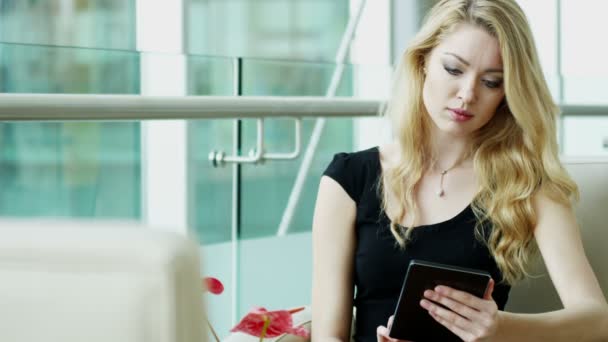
[483,80,503,89]
[443,66,462,76]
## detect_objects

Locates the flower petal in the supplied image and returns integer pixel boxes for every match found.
[287,306,306,314]
[230,312,267,336]
[263,311,293,337]
[251,307,267,314]
[287,325,311,338]
[231,308,306,338]
[203,277,224,295]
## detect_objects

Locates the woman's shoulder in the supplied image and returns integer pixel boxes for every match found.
[325,146,379,171]
[377,142,401,170]
[322,146,381,203]
[338,146,380,160]
[324,142,402,177]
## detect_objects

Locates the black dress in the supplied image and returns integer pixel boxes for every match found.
[322,147,510,342]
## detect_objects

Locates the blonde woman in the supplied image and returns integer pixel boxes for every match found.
[311,0,608,341]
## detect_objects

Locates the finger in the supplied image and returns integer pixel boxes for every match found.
[434,285,489,311]
[376,325,398,342]
[376,325,389,341]
[429,310,475,341]
[484,278,495,300]
[423,289,482,321]
[377,322,412,342]
[420,298,473,332]
[387,315,394,330]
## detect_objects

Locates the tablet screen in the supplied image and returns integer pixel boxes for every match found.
[388,259,491,341]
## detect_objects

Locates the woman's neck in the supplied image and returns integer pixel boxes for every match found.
[429,131,474,171]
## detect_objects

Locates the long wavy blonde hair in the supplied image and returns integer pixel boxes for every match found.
[382,0,579,285]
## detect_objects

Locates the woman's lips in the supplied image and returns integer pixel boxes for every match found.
[448,108,474,122]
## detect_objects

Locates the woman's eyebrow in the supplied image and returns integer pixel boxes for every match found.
[443,52,503,73]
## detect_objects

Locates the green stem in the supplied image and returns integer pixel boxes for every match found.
[205,316,220,342]
[259,316,270,342]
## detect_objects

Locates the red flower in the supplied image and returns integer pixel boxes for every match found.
[201,277,224,342]
[230,307,309,340]
[203,277,224,295]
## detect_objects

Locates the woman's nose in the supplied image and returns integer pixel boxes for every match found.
[457,80,477,104]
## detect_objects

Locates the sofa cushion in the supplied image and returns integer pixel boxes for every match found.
[0,221,206,342]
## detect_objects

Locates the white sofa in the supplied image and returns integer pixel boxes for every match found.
[507,158,608,312]
[0,221,206,342]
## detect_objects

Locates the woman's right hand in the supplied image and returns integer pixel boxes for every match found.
[376,316,412,342]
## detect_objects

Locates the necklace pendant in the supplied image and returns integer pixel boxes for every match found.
[437,189,445,197]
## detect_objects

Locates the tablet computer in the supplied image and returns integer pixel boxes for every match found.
[388,259,491,342]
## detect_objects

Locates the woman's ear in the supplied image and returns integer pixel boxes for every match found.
[422,54,431,75]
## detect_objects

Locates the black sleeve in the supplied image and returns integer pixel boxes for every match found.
[322,152,362,203]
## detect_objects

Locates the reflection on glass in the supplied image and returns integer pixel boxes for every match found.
[238,58,354,325]
[186,56,361,333]
[0,121,140,218]
[0,43,139,94]
[188,0,348,60]
[0,43,140,218]
[0,0,135,49]
[188,55,235,244]
[240,59,354,240]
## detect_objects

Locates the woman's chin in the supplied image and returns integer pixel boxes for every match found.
[435,123,476,138]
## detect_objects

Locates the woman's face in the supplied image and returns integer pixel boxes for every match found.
[422,23,505,138]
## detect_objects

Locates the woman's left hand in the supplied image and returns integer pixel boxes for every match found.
[420,278,500,342]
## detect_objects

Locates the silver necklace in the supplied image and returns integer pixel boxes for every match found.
[435,159,466,197]
[437,169,450,197]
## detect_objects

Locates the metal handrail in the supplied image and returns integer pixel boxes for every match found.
[0,93,381,121]
[263,118,302,160]
[209,117,303,166]
[0,93,605,121]
[207,56,305,166]
[209,118,265,167]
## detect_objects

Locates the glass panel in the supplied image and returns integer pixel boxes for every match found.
[0,43,139,93]
[238,112,354,311]
[0,42,140,219]
[237,59,354,322]
[562,77,608,106]
[0,121,140,218]
[187,56,365,337]
[562,116,608,157]
[187,55,235,339]
[187,0,349,60]
[561,0,608,104]
[188,55,235,245]
[240,58,353,238]
[0,0,135,49]
[517,0,558,95]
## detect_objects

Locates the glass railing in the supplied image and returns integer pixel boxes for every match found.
[1,42,607,339]
[0,42,392,339]
[0,42,139,93]
[0,42,141,219]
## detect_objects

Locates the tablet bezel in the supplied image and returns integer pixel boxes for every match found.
[388,259,491,341]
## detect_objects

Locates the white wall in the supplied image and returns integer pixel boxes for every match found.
[350,0,393,151]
